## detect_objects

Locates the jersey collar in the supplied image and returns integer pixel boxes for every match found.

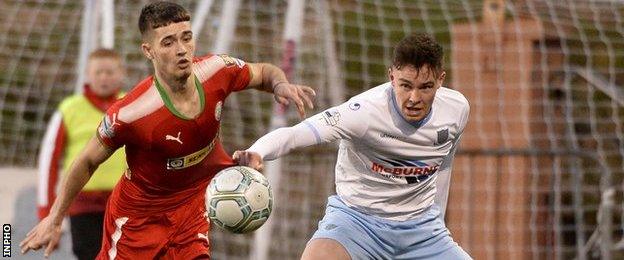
[154,75,205,120]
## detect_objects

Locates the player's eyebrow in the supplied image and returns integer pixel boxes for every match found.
[161,35,176,43]
[398,78,413,85]
[161,30,193,43]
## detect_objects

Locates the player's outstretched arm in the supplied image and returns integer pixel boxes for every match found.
[233,123,317,171]
[235,100,368,171]
[20,136,115,257]
[246,63,316,119]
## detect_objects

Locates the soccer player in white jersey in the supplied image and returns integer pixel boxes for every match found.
[234,33,471,259]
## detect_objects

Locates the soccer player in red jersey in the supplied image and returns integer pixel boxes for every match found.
[20,1,315,259]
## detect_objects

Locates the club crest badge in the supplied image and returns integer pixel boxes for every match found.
[436,128,449,145]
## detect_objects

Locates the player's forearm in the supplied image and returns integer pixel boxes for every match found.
[47,158,96,224]
[248,122,317,160]
[46,136,112,224]
[254,63,288,93]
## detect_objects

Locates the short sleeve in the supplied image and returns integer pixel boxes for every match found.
[216,54,251,93]
[96,104,128,150]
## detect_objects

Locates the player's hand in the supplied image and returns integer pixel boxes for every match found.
[273,82,316,119]
[233,150,264,171]
[20,216,62,258]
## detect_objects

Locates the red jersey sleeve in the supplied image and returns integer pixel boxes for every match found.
[217,54,251,93]
[96,104,129,150]
[195,54,251,94]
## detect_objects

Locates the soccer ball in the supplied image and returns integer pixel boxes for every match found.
[206,166,273,233]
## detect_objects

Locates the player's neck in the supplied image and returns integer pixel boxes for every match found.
[155,72,195,98]
[154,71,202,119]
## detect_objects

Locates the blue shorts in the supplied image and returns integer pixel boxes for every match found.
[310,196,471,260]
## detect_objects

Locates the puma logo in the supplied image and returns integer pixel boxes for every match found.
[166,132,183,144]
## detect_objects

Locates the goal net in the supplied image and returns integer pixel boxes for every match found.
[1,0,623,259]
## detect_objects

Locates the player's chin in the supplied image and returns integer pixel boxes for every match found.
[403,110,425,122]
[175,69,192,81]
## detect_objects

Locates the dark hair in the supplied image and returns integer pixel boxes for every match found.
[392,33,444,75]
[139,1,191,37]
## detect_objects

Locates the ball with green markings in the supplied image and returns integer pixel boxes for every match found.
[206,166,273,233]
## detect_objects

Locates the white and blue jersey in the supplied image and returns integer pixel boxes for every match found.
[249,83,469,221]
[247,82,471,259]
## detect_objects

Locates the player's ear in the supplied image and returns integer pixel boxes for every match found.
[388,67,394,83]
[438,71,446,87]
[141,43,153,60]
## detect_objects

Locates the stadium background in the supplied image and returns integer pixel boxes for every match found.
[0,0,623,259]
